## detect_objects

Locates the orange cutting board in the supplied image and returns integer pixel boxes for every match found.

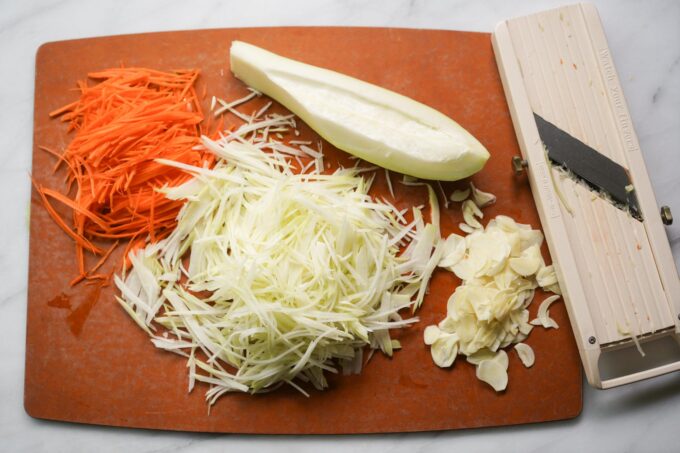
[26,27,582,433]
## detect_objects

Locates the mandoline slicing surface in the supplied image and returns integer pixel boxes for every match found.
[502,4,678,347]
[26,27,581,434]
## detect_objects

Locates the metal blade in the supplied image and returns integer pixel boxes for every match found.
[533,113,642,221]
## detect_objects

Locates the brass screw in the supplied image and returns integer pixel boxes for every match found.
[660,206,673,225]
[512,156,528,175]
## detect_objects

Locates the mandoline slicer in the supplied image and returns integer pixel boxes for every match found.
[492,3,680,388]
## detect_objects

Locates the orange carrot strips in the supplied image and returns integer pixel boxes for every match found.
[35,67,214,282]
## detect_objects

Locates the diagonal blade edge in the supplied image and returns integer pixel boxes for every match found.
[533,113,642,221]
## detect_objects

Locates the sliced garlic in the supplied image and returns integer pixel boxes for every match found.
[509,244,542,276]
[519,320,534,335]
[518,228,544,252]
[529,317,558,328]
[423,325,441,345]
[437,315,457,334]
[492,349,509,370]
[476,231,511,276]
[536,264,558,288]
[425,214,560,391]
[438,234,466,269]
[493,267,516,290]
[513,332,529,344]
[450,188,470,202]
[467,287,498,322]
[532,294,561,329]
[471,199,484,217]
[516,290,535,309]
[465,348,496,365]
[450,251,483,281]
[504,231,522,257]
[545,282,562,295]
[514,343,535,368]
[537,294,560,317]
[476,360,508,392]
[431,333,459,368]
[494,215,519,232]
[459,222,476,234]
[470,182,496,208]
[462,199,483,229]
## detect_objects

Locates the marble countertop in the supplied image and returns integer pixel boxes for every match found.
[2,0,678,451]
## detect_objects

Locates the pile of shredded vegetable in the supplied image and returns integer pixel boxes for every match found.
[115,109,441,401]
[34,67,213,284]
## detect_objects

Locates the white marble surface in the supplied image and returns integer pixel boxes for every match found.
[1,0,679,451]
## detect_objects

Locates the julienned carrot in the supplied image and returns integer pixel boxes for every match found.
[35,67,214,284]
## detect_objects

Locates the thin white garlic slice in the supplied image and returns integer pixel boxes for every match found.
[494,215,519,232]
[536,264,558,288]
[492,349,509,370]
[509,244,542,276]
[450,188,471,202]
[459,222,476,234]
[531,294,561,329]
[462,199,483,229]
[476,360,508,392]
[514,343,535,368]
[431,333,459,368]
[423,325,442,345]
[518,228,544,252]
[438,234,466,269]
[466,348,496,365]
[545,282,562,295]
[470,182,496,208]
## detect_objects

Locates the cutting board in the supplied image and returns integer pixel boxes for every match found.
[26,27,582,434]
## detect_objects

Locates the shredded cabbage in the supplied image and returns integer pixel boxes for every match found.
[115,117,439,402]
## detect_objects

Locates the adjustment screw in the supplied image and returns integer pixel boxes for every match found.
[512,156,528,175]
[660,206,673,225]
[588,336,596,345]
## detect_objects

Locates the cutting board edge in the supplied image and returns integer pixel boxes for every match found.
[35,25,492,58]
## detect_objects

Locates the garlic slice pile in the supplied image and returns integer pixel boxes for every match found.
[427,210,561,392]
